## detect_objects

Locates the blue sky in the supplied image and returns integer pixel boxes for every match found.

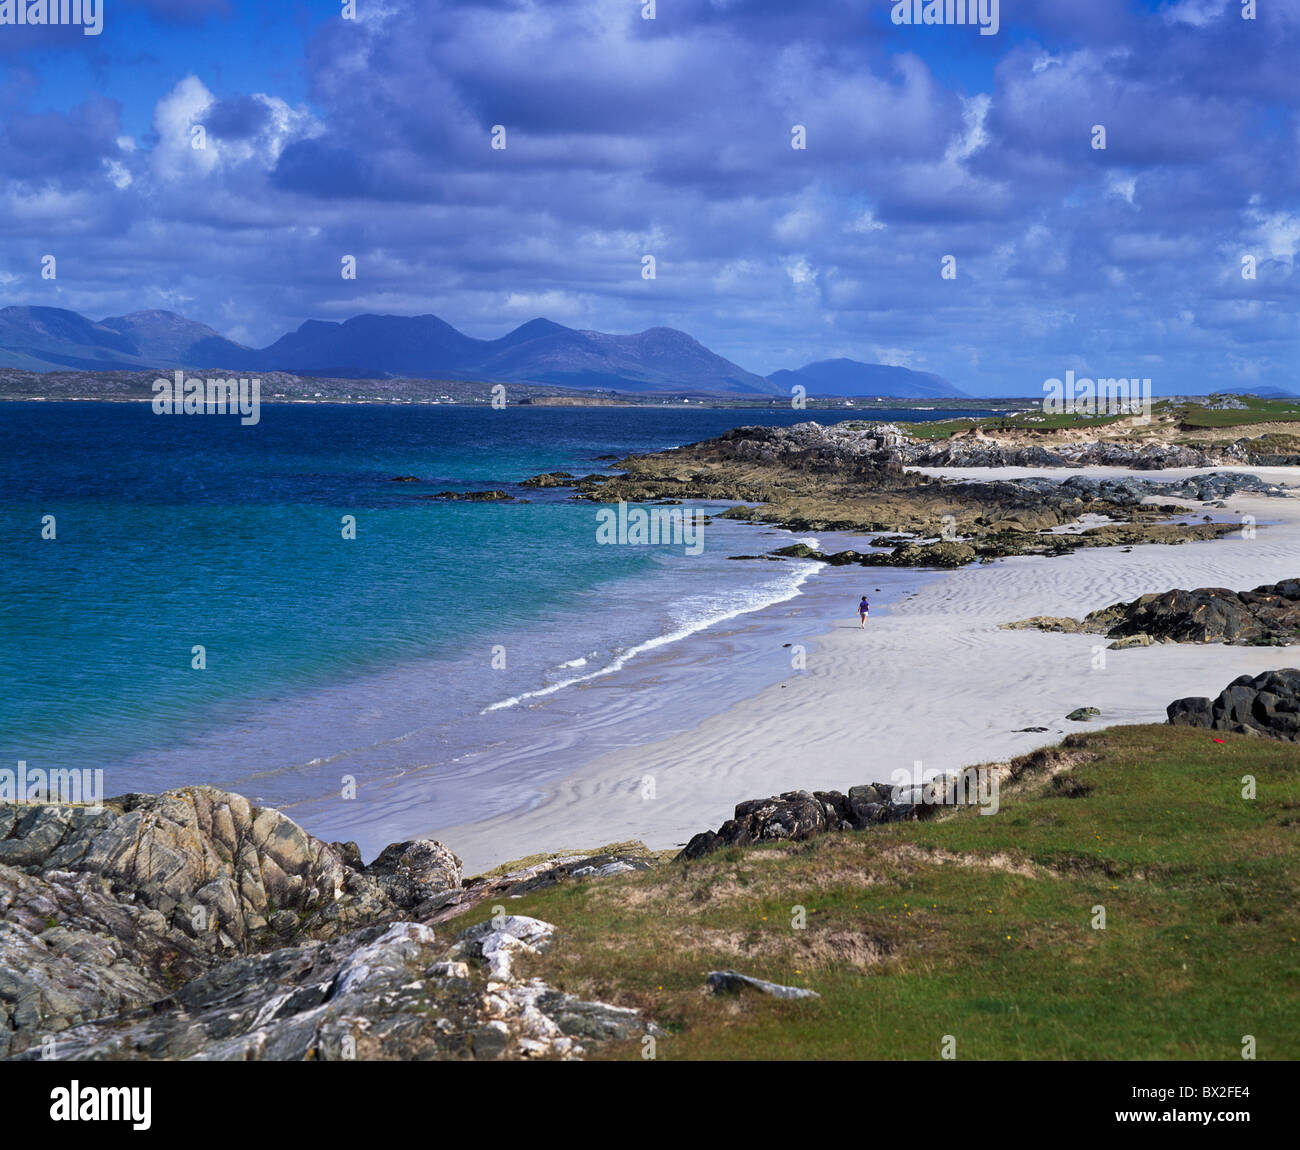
[0,0,1296,395]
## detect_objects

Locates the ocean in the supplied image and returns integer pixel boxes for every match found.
[1,400,981,856]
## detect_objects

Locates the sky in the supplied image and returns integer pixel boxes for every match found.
[0,0,1296,395]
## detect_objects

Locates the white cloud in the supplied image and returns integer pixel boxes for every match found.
[872,346,919,368]
[1107,173,1137,204]
[943,93,991,167]
[150,76,319,182]
[1246,206,1300,263]
[152,75,218,181]
[104,160,132,190]
[785,258,817,289]
[1161,0,1230,28]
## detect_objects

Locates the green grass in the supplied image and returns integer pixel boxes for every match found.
[1172,396,1300,429]
[900,409,1131,440]
[894,396,1300,440]
[460,725,1299,1060]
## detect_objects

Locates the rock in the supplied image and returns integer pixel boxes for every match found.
[421,490,515,502]
[0,788,661,1060]
[1107,633,1153,649]
[1000,616,1089,634]
[874,541,976,568]
[1167,668,1300,742]
[1066,707,1101,721]
[547,995,653,1041]
[678,774,965,860]
[571,861,637,878]
[707,970,819,1000]
[1167,696,1214,728]
[366,839,464,911]
[461,848,655,901]
[679,830,725,859]
[575,422,1275,564]
[1088,581,1300,646]
[453,915,555,982]
[8,912,659,1062]
[1005,580,1300,647]
[520,471,575,488]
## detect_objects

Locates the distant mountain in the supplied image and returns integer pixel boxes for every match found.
[0,306,779,395]
[98,310,249,365]
[1216,386,1297,399]
[254,314,483,377]
[0,307,254,373]
[0,306,144,371]
[768,358,965,398]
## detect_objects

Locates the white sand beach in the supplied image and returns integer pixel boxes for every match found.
[436,465,1300,873]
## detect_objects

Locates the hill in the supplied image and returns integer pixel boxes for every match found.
[767,357,966,398]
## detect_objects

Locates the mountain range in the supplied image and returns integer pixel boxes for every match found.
[0,305,965,397]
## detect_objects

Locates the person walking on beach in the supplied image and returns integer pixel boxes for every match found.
[858,595,870,628]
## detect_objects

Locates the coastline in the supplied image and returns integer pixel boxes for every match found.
[276,529,933,857]
[429,465,1300,874]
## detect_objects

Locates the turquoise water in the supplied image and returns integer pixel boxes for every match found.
[0,400,984,853]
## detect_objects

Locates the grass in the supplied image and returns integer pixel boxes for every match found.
[458,725,1299,1060]
[1172,396,1300,429]
[900,409,1131,440]
[893,396,1300,440]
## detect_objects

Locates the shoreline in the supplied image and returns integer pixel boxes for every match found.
[281,533,934,857]
[428,464,1300,875]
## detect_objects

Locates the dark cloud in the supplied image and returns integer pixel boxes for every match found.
[0,96,122,182]
[205,94,272,140]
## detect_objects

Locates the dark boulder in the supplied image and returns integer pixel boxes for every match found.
[1087,581,1300,646]
[676,775,963,861]
[1167,668,1300,742]
[1166,696,1213,728]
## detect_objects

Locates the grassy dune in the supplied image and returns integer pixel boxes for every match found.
[896,395,1300,441]
[462,725,1299,1060]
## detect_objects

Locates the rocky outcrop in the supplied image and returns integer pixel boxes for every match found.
[1006,580,1300,646]
[780,521,1237,570]
[556,423,1272,566]
[520,471,574,488]
[868,540,977,568]
[675,740,1108,863]
[0,786,659,1060]
[1093,582,1300,645]
[1013,471,1289,504]
[1167,668,1300,743]
[907,438,1221,470]
[422,489,516,501]
[677,777,973,860]
[9,913,661,1062]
